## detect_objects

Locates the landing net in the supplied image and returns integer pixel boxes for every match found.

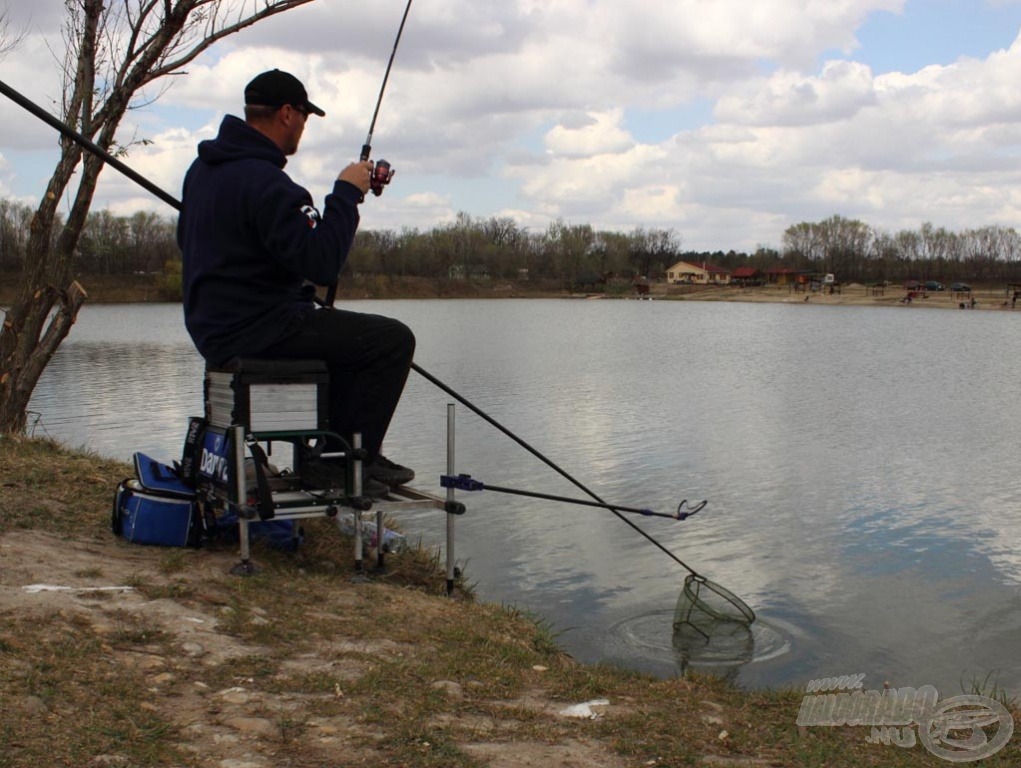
[673,574,755,637]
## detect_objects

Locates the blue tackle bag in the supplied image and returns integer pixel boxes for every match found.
[111,453,204,547]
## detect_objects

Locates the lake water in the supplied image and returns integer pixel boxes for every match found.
[24,299,1021,697]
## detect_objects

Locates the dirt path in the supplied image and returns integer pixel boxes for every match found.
[0,529,649,767]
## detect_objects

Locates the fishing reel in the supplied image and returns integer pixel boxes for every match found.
[369,159,394,197]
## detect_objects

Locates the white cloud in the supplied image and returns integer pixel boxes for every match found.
[716,60,878,126]
[101,122,218,212]
[4,0,1021,250]
[544,110,634,158]
[592,0,906,78]
[498,18,1021,246]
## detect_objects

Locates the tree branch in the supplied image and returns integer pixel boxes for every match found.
[148,0,314,81]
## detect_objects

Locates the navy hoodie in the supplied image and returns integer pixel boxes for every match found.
[177,115,362,364]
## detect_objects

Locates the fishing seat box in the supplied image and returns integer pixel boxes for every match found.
[204,357,329,433]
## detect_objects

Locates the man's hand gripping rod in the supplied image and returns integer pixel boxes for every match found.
[325,0,413,306]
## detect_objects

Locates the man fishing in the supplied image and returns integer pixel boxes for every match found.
[177,69,415,498]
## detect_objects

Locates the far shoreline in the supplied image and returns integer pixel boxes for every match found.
[3,272,1019,312]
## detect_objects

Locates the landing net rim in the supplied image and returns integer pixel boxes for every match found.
[680,573,756,626]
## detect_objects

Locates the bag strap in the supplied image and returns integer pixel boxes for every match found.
[179,416,208,487]
[247,441,276,521]
[111,479,132,536]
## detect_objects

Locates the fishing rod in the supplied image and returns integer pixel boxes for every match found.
[362,0,414,169]
[324,0,413,306]
[441,473,708,522]
[1,76,710,580]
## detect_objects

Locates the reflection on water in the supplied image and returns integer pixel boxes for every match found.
[673,621,756,685]
[605,609,790,685]
[29,341,202,459]
[27,300,1021,697]
[670,573,759,681]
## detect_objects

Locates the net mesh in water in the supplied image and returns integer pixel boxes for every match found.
[673,574,755,636]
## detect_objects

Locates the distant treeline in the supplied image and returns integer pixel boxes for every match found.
[2,199,1019,289]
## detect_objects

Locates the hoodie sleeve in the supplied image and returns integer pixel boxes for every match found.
[253,171,362,286]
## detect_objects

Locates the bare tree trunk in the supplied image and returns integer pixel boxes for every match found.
[0,0,99,434]
[0,283,87,433]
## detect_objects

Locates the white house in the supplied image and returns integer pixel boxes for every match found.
[665,261,731,285]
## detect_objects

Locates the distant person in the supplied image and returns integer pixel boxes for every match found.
[177,69,415,497]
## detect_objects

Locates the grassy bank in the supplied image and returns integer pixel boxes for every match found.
[1,436,1017,767]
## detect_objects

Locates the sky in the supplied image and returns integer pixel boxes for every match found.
[2,0,1021,252]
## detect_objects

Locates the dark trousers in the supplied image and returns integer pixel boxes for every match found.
[259,307,415,461]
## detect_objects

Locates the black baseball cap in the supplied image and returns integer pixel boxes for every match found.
[244,69,325,117]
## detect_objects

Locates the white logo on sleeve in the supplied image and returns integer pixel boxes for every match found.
[300,204,321,229]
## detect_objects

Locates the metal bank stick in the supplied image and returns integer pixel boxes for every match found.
[446,404,457,596]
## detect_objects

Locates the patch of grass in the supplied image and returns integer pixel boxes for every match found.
[497,604,565,657]
[962,670,1018,708]
[385,724,489,768]
[0,435,128,538]
[157,548,189,574]
[132,580,195,600]
[107,612,171,647]
[293,516,475,599]
[0,612,186,768]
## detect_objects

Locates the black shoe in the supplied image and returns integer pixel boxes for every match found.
[367,455,415,487]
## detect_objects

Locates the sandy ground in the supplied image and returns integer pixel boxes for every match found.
[0,529,663,768]
[646,282,1013,311]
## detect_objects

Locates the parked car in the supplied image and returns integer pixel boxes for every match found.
[924,280,945,291]
[951,282,971,292]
